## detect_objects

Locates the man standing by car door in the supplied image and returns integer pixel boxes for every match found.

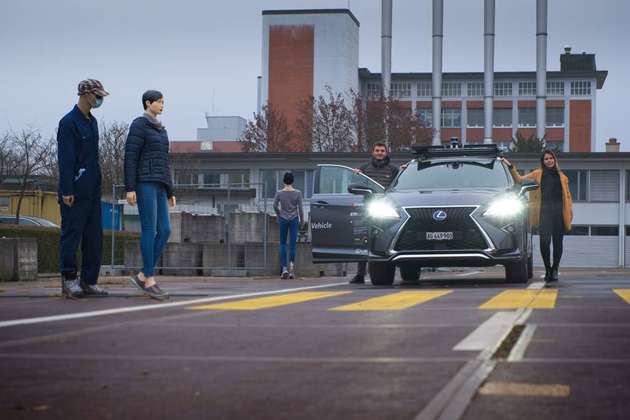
[57,79,109,298]
[350,142,399,284]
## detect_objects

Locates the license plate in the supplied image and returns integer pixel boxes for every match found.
[426,232,454,240]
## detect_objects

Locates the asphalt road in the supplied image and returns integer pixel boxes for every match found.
[1,267,629,420]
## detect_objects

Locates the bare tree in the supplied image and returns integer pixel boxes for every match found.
[11,129,54,223]
[353,94,430,152]
[0,132,19,186]
[99,121,129,198]
[296,87,355,152]
[239,103,294,152]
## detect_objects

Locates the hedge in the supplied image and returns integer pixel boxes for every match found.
[0,225,139,273]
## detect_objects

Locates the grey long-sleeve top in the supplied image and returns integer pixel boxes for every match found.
[273,189,304,222]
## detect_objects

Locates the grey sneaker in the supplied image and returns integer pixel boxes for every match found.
[129,274,147,293]
[146,285,169,301]
[281,267,289,280]
[61,273,83,299]
[288,262,295,280]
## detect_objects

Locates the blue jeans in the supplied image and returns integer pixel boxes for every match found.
[279,217,299,269]
[137,182,171,277]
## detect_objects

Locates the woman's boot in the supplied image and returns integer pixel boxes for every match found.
[550,265,559,282]
[544,265,552,282]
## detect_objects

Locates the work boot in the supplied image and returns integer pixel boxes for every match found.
[80,282,108,296]
[61,273,83,299]
[349,274,365,284]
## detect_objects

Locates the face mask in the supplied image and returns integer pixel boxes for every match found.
[91,95,103,109]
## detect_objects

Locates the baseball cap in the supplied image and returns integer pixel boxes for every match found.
[77,79,110,97]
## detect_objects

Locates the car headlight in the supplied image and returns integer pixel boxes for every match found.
[483,195,524,219]
[367,200,400,220]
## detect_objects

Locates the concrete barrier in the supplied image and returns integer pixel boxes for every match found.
[0,237,38,281]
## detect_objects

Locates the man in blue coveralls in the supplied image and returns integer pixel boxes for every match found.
[57,79,109,298]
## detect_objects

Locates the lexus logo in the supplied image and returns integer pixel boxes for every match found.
[432,210,447,222]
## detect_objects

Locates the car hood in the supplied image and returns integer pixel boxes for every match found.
[384,188,510,208]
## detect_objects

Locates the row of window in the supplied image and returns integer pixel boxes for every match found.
[367,80,591,99]
[416,107,564,128]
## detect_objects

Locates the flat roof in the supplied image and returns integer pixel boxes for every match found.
[359,68,609,89]
[262,9,360,27]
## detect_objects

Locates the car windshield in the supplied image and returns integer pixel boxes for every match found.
[391,159,511,190]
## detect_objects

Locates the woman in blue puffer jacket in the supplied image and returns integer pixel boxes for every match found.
[124,90,176,300]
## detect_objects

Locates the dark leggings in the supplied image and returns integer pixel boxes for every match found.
[539,210,564,269]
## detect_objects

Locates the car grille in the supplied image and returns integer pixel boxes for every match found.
[394,207,488,251]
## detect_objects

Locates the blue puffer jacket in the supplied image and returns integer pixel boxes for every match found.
[124,116,174,197]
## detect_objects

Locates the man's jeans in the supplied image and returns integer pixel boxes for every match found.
[279,217,299,269]
[137,182,171,277]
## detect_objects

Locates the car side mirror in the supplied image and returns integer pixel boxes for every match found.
[519,180,539,195]
[348,183,374,196]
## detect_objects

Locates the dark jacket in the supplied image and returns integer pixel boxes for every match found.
[124,116,174,197]
[57,105,102,200]
[359,156,399,189]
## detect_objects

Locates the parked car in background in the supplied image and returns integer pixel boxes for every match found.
[0,215,60,228]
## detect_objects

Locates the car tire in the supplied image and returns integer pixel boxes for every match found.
[399,263,421,283]
[505,260,528,284]
[369,262,396,286]
[527,253,533,279]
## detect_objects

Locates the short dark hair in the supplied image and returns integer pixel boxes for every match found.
[142,90,163,110]
[283,172,294,185]
[372,142,388,151]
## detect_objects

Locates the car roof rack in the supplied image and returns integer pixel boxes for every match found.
[412,142,501,160]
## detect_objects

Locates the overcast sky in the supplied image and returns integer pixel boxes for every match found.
[1,0,628,150]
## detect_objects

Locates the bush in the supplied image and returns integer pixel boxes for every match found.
[0,225,138,273]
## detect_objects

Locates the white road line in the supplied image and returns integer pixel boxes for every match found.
[507,324,537,362]
[453,311,522,351]
[0,282,348,329]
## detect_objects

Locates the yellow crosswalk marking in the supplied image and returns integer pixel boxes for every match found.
[188,291,350,311]
[613,289,630,304]
[479,289,557,310]
[479,382,570,397]
[330,291,452,311]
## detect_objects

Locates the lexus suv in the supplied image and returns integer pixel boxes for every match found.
[310,144,538,285]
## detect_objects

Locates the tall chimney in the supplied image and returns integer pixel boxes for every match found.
[432,0,444,145]
[483,0,495,145]
[382,0,392,147]
[536,0,547,140]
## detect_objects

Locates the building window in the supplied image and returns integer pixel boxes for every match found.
[467,82,484,97]
[417,109,432,127]
[201,172,221,187]
[442,82,462,97]
[564,170,588,201]
[546,107,564,127]
[174,171,197,186]
[417,81,432,97]
[590,226,619,236]
[367,82,381,99]
[467,109,484,127]
[391,82,411,99]
[0,196,8,210]
[493,108,512,127]
[566,225,589,236]
[441,108,461,128]
[590,170,619,202]
[518,81,536,96]
[228,171,250,189]
[547,80,565,96]
[494,81,513,97]
[570,80,592,96]
[518,108,536,127]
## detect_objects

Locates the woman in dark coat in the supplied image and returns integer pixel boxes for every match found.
[124,90,176,300]
[503,150,573,283]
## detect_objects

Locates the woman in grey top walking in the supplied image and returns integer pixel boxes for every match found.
[273,172,305,279]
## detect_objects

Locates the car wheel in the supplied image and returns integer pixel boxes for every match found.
[369,262,396,286]
[505,260,528,284]
[527,253,533,279]
[399,263,421,283]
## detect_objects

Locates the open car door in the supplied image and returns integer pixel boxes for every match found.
[310,164,384,263]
